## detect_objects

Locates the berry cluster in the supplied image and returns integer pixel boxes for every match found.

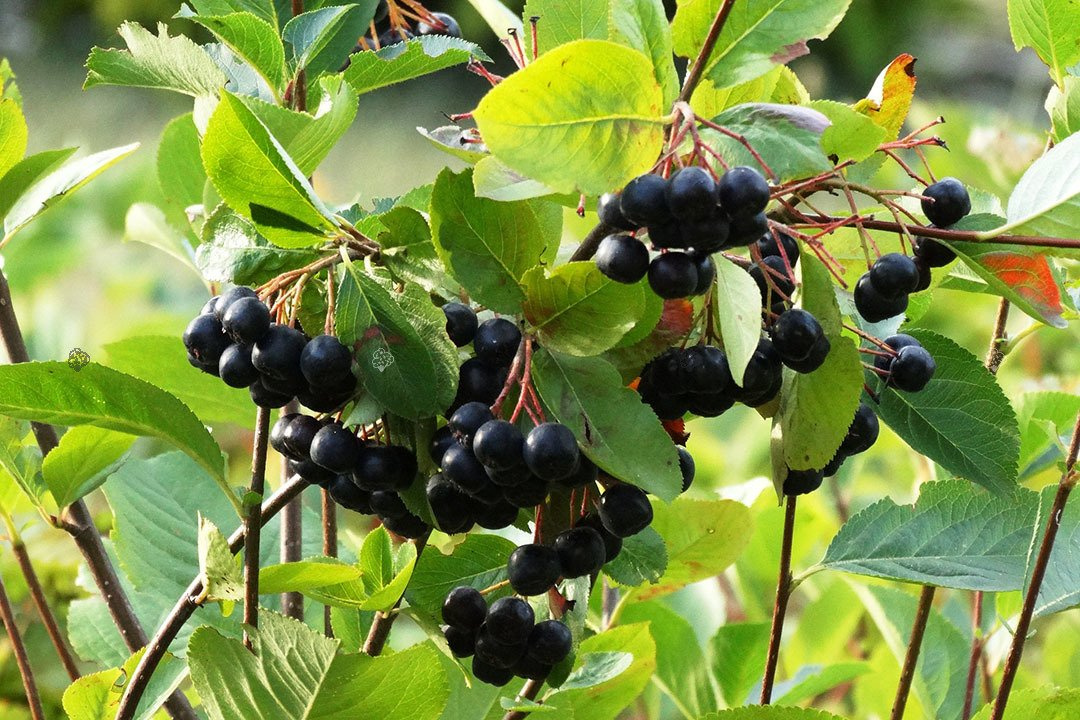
[595,165,773,299]
[183,287,358,412]
[750,230,801,315]
[442,589,572,686]
[360,3,461,48]
[873,333,937,392]
[444,305,517,411]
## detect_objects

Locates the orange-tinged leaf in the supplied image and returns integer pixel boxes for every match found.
[958,246,1067,328]
[854,54,917,140]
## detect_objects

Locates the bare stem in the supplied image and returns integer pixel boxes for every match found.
[116,475,309,719]
[322,488,338,636]
[568,220,616,263]
[362,533,430,656]
[985,299,1010,375]
[795,214,1080,251]
[502,678,546,720]
[989,412,1080,720]
[10,538,81,680]
[677,0,737,103]
[0,573,46,720]
[890,585,937,720]
[760,494,798,704]
[280,402,304,620]
[961,590,984,720]
[243,406,271,649]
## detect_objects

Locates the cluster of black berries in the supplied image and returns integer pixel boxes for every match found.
[594,165,772,299]
[750,231,800,316]
[443,303,518,412]
[442,588,572,686]
[270,412,428,537]
[360,4,461,48]
[873,333,937,392]
[183,287,358,412]
[783,401,880,495]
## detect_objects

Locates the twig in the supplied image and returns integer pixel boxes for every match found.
[362,532,430,656]
[677,0,738,103]
[116,475,309,719]
[760,494,798,703]
[280,406,304,620]
[322,488,337,636]
[502,678,546,720]
[985,299,1010,375]
[243,406,271,649]
[889,585,937,720]
[989,412,1080,720]
[794,214,1080,251]
[9,536,80,680]
[568,221,616,263]
[0,573,45,720]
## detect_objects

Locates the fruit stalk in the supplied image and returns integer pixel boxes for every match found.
[760,494,798,703]
[889,584,937,720]
[243,405,272,649]
[677,0,738,104]
[115,474,309,720]
[989,411,1080,720]
[0,573,46,720]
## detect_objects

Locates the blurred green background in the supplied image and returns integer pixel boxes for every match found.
[0,1,1076,718]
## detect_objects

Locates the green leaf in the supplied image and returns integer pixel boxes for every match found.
[0,96,27,179]
[994,131,1080,239]
[1028,487,1080,616]
[603,525,667,586]
[189,612,450,720]
[523,262,646,356]
[971,686,1080,719]
[283,3,376,78]
[123,203,200,275]
[472,155,563,202]
[0,147,77,221]
[202,92,335,248]
[429,167,561,314]
[473,39,666,195]
[189,12,286,95]
[690,65,804,117]
[62,647,185,720]
[820,479,1039,591]
[1007,0,1080,85]
[1047,76,1080,142]
[1017,391,1080,476]
[809,99,888,163]
[710,622,770,706]
[463,0,523,39]
[558,651,633,690]
[186,0,280,27]
[522,0,610,54]
[375,206,457,294]
[343,36,490,95]
[85,22,227,96]
[199,514,244,606]
[389,283,459,413]
[260,558,361,594]
[698,103,831,182]
[713,254,766,385]
[0,417,46,510]
[632,497,752,600]
[41,426,134,508]
[104,334,256,428]
[197,204,323,286]
[870,329,1021,495]
[3,143,139,243]
[357,525,418,611]
[0,362,227,488]
[698,707,850,719]
[416,125,489,163]
[405,534,516,619]
[531,349,683,501]
[157,112,207,209]
[772,662,870,705]
[610,0,680,105]
[672,0,851,89]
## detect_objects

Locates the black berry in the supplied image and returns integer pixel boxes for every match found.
[417,11,461,37]
[473,420,525,471]
[473,318,521,367]
[691,253,716,295]
[221,296,270,344]
[718,166,770,218]
[869,253,920,298]
[183,314,230,366]
[440,443,489,494]
[456,358,507,406]
[595,234,650,284]
[597,192,637,231]
[526,620,572,665]
[429,425,455,465]
[300,335,353,387]
[854,275,908,323]
[921,177,971,227]
[757,231,800,265]
[369,489,409,519]
[728,211,769,246]
[620,174,671,226]
[575,513,622,562]
[913,235,956,267]
[677,446,695,493]
[666,166,717,221]
[444,625,476,657]
[888,345,936,392]
[327,475,373,514]
[598,484,653,538]
[309,423,360,474]
[485,596,534,644]
[557,453,598,489]
[426,474,474,534]
[443,302,478,347]
[474,626,526,669]
[218,343,259,388]
[648,252,699,299]
[283,414,322,459]
[449,402,495,448]
[212,286,258,323]
[507,543,562,596]
[269,412,300,457]
[523,423,580,481]
[771,309,825,364]
[252,324,307,381]
[873,334,921,372]
[472,657,514,686]
[838,403,879,456]
[355,445,416,491]
[554,526,605,578]
[248,376,292,408]
[783,468,824,495]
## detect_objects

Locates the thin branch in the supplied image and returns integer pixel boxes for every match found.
[890,585,937,720]
[280,402,304,621]
[760,494,798,704]
[362,532,430,656]
[322,488,338,636]
[9,537,80,680]
[568,221,616,263]
[502,678,546,720]
[0,573,45,720]
[116,475,309,720]
[677,0,738,103]
[990,412,1080,720]
[985,299,1011,375]
[243,406,272,649]
[795,214,1080,251]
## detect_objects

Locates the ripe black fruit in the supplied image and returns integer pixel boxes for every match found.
[473,318,521,367]
[449,402,495,448]
[429,425,455,465]
[595,234,650,284]
[381,509,429,539]
[732,339,782,400]
[678,446,695,493]
[444,625,476,658]
[757,231,800,265]
[921,177,971,227]
[526,620,572,665]
[873,333,921,372]
[355,446,416,491]
[681,212,730,254]
[783,467,824,495]
[248,376,293,408]
[283,414,322,458]
[440,443,489,494]
[369,489,409,519]
[473,420,525,471]
[212,286,259,323]
[913,235,957,267]
[309,423,360,474]
[888,345,936,392]
[252,324,307,380]
[221,296,271,344]
[646,220,684,249]
[620,174,671,226]
[327,475,372,514]
[377,27,413,46]
[838,403,879,456]
[183,314,231,365]
[557,453,598,489]
[750,256,795,304]
[691,253,716,295]
[575,513,622,562]
[718,166,770,218]
[728,211,769,246]
[648,252,699,299]
[417,11,461,37]
[474,626,525,669]
[475,500,519,530]
[597,192,638,231]
[218,343,260,388]
[554,526,606,577]
[666,166,717,221]
[514,654,552,681]
[523,423,580,481]
[599,483,653,537]
[426,474,474,534]
[269,413,300,457]
[783,334,830,374]
[869,253,920,298]
[854,275,908,323]
[771,309,825,364]
[300,335,353,386]
[485,596,534,644]
[507,543,562,596]
[442,302,478,347]
[472,657,514,686]
[501,473,550,508]
[456,358,507,406]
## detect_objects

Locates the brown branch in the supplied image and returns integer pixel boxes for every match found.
[568,221,616,263]
[795,214,1080,251]
[243,406,271,649]
[321,488,338,636]
[115,475,309,720]
[985,299,1010,376]
[990,412,1080,720]
[502,678,546,720]
[677,0,738,104]
[10,538,80,680]
[760,494,798,703]
[890,585,937,720]
[362,532,430,656]
[0,573,46,720]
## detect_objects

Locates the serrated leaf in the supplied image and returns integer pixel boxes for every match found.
[62,647,185,720]
[3,142,139,243]
[971,686,1080,719]
[85,22,227,96]
[772,662,870,706]
[871,329,1020,495]
[809,99,887,163]
[283,3,377,78]
[41,426,134,508]
[344,36,490,94]
[198,514,244,604]
[821,479,1038,590]
[1017,391,1080,477]
[473,39,666,195]
[0,362,226,486]
[0,96,27,179]
[0,147,76,221]
[713,255,764,385]
[0,417,45,510]
[672,0,851,89]
[186,0,280,26]
[404,534,516,619]
[189,12,286,94]
[1047,76,1080,142]
[610,0,679,105]
[523,0,609,54]
[1007,0,1080,85]
[375,206,457,294]
[604,525,667,586]
[429,167,561,313]
[259,558,361,594]
[523,262,646,356]
[472,155,561,202]
[698,103,832,182]
[157,113,206,210]
[531,349,682,500]
[202,91,335,247]
[710,622,770,706]
[197,204,323,285]
[1028,486,1080,616]
[994,131,1080,239]
[854,53,918,140]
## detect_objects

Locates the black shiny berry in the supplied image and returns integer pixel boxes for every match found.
[444,625,476,657]
[183,314,231,365]
[221,296,271,344]
[523,423,580,481]
[289,458,334,487]
[620,174,671,227]
[648,252,699,299]
[475,500,519,530]
[212,286,259,323]
[783,334,830,374]
[456,358,507,406]
[888,345,936,392]
[677,446,695,493]
[575,513,622,562]
[854,275,908,323]
[473,318,521,367]
[731,338,783,400]
[691,253,716,295]
[355,445,416,491]
[328,475,373,514]
[873,333,921,372]
[921,178,971,227]
[300,335,353,386]
[248,376,293,408]
[598,484,653,538]
[913,235,957,268]
[426,474,474,534]
[507,543,562,596]
[282,414,322,459]
[218,343,260,388]
[309,423,360,474]
[554,527,606,578]
[473,420,525,471]
[718,166,770,218]
[869,253,920,299]
[429,425,455,465]
[666,166,717,221]
[526,620,572,665]
[442,303,478,347]
[557,453,598,489]
[474,626,526,669]
[597,192,637,231]
[485,596,534,645]
[501,474,550,508]
[783,468,824,495]
[728,211,769,246]
[382,511,430,539]
[757,231,800,265]
[595,234,650,284]
[449,402,495,448]
[750,255,795,305]
[269,412,300,457]
[472,657,514,686]
[682,213,730,254]
[440,443,489,494]
[417,11,461,37]
[369,489,409,519]
[252,324,307,381]
[771,309,825,364]
[838,403,880,456]
[646,220,684,249]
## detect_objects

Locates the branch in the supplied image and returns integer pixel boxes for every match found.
[116,475,309,720]
[989,411,1080,720]
[362,532,430,656]
[890,585,937,720]
[568,220,616,263]
[760,494,797,703]
[0,573,46,720]
[243,406,272,648]
[795,214,1080,251]
[321,488,338,636]
[9,536,80,680]
[502,678,546,720]
[677,0,738,103]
